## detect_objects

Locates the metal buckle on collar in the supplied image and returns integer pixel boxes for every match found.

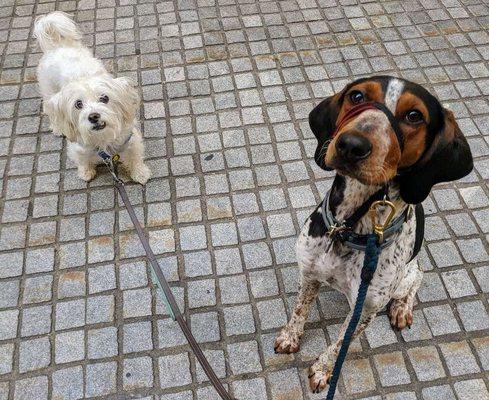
[327,221,347,239]
[368,198,397,243]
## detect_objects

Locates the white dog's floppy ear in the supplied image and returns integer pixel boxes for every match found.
[44,93,78,142]
[112,76,140,126]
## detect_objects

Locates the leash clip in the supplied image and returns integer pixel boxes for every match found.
[100,152,124,185]
[368,198,397,243]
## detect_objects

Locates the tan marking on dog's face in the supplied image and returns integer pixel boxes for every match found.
[325,78,433,185]
[396,92,430,168]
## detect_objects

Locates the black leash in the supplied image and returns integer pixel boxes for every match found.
[100,155,233,400]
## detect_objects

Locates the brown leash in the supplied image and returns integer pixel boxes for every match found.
[102,155,233,400]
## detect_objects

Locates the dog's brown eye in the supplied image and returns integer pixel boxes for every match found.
[74,100,83,109]
[406,110,423,124]
[100,94,109,103]
[349,90,364,105]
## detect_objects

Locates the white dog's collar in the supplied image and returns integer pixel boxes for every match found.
[97,131,133,161]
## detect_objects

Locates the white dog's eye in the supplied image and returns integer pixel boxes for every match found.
[100,94,109,104]
[74,100,83,109]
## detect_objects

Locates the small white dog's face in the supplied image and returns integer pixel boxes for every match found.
[46,76,139,148]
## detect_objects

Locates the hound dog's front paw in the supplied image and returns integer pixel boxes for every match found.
[388,298,413,330]
[78,166,97,181]
[308,362,332,393]
[274,327,301,354]
[130,163,151,185]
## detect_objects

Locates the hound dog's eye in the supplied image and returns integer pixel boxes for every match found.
[74,100,83,109]
[405,110,424,124]
[349,90,364,105]
[99,94,109,103]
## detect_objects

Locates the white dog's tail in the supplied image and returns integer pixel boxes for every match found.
[34,11,82,52]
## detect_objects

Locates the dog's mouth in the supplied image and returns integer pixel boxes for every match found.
[92,122,106,131]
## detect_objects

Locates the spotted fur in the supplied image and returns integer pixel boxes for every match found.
[275,177,422,393]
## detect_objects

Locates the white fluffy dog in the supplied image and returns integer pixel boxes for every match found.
[34,12,151,184]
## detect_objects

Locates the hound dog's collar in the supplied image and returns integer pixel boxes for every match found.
[320,188,410,252]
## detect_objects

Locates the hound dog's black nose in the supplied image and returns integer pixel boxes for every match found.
[88,113,101,123]
[336,133,372,162]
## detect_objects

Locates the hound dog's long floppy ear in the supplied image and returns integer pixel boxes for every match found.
[398,109,473,204]
[308,92,344,171]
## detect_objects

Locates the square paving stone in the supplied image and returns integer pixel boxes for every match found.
[215,248,243,275]
[228,340,262,374]
[19,336,50,373]
[159,353,192,389]
[0,252,23,278]
[187,279,216,308]
[421,385,456,400]
[85,362,117,398]
[88,264,116,294]
[58,271,86,298]
[0,309,18,340]
[196,349,227,383]
[123,287,152,318]
[52,366,83,400]
[456,300,489,332]
[440,341,480,376]
[232,378,268,400]
[257,299,288,330]
[123,356,154,390]
[0,343,13,375]
[190,312,220,343]
[14,376,48,400]
[22,275,53,304]
[55,329,85,364]
[87,295,114,324]
[407,346,445,381]
[157,318,187,349]
[55,299,85,330]
[424,304,460,336]
[268,368,303,400]
[441,269,477,298]
[118,261,148,289]
[341,358,376,394]
[123,321,153,353]
[224,304,256,336]
[88,327,118,359]
[454,379,489,400]
[184,251,213,278]
[373,352,411,387]
[219,275,249,304]
[365,315,398,348]
[249,269,279,298]
[0,280,19,308]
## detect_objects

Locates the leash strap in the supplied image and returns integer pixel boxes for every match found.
[326,234,381,400]
[104,161,233,400]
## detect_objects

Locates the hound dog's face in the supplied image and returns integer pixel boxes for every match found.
[309,76,473,204]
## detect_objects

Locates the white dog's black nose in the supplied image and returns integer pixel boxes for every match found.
[336,133,372,162]
[88,113,100,123]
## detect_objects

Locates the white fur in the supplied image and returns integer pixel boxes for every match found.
[385,78,405,113]
[35,12,151,184]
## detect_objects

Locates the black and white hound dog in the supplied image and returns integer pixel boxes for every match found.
[274,76,473,393]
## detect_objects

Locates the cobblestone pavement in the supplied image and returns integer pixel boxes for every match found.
[0,0,489,399]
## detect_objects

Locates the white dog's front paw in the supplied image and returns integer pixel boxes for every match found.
[130,163,151,184]
[78,166,97,181]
